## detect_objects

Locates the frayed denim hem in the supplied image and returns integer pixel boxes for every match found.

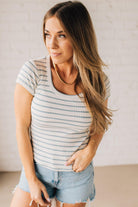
[55,196,95,207]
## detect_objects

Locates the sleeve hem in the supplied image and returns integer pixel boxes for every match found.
[16,80,34,96]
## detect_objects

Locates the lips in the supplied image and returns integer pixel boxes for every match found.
[51,52,61,57]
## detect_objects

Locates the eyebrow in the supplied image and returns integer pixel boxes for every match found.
[45,29,65,33]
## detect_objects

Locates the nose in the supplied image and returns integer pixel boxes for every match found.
[49,36,58,49]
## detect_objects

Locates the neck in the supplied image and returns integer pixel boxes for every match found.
[51,58,79,86]
[52,59,75,77]
[58,65,74,77]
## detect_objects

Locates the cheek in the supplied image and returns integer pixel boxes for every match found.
[45,40,50,49]
[67,46,73,57]
[45,37,53,49]
[64,43,73,54]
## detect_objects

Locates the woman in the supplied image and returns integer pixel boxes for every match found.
[11,1,112,207]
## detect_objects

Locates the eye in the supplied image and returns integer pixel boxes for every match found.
[58,34,66,38]
[44,33,50,38]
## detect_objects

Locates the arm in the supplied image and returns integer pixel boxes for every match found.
[14,84,50,206]
[14,84,35,179]
[86,99,108,153]
[66,99,108,172]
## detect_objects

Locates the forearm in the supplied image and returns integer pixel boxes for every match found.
[16,123,36,181]
[86,131,105,154]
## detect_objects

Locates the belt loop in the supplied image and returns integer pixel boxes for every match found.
[54,171,58,183]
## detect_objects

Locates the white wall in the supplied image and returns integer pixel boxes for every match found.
[0,0,138,171]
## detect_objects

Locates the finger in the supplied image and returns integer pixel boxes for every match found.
[65,154,76,166]
[34,194,47,207]
[42,188,51,203]
[73,165,82,172]
[72,163,78,172]
[75,168,82,173]
[72,160,81,172]
[29,199,33,206]
[37,197,47,207]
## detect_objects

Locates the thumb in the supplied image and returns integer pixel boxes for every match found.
[65,154,76,166]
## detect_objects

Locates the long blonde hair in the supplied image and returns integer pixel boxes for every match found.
[43,1,113,135]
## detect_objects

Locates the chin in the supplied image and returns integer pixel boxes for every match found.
[50,56,73,65]
[50,57,64,65]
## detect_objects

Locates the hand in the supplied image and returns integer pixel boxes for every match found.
[28,176,51,206]
[65,145,96,172]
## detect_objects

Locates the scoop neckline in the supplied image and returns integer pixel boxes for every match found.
[47,55,83,99]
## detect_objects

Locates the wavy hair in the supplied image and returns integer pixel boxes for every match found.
[43,1,113,135]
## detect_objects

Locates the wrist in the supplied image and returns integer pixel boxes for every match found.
[88,138,98,148]
[25,169,37,183]
[27,174,38,185]
[86,139,98,155]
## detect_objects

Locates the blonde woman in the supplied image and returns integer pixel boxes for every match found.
[11,1,112,207]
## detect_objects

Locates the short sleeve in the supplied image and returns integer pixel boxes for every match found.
[103,73,111,100]
[16,60,39,96]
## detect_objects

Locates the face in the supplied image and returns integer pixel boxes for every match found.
[44,16,73,65]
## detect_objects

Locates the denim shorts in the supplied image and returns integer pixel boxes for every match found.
[17,161,95,204]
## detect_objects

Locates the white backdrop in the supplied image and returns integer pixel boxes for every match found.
[0,0,138,171]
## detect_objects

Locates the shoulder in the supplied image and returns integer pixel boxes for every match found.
[33,56,47,70]
[24,56,47,77]
[16,56,48,96]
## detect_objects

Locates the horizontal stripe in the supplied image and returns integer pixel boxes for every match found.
[39,74,48,78]
[24,63,39,79]
[34,158,73,171]
[32,128,89,140]
[32,125,89,139]
[34,151,67,163]
[37,92,84,103]
[34,64,46,68]
[34,60,46,64]
[32,99,89,114]
[31,105,90,119]
[19,72,35,87]
[33,136,83,148]
[31,122,89,135]
[34,156,66,166]
[33,145,73,157]
[31,112,91,126]
[31,120,79,132]
[33,141,75,153]
[16,78,34,92]
[33,95,85,108]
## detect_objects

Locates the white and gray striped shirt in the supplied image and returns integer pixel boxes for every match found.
[16,55,110,171]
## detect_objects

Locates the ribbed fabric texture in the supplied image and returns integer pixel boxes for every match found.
[16,55,110,171]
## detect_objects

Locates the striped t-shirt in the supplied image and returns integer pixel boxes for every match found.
[16,55,110,171]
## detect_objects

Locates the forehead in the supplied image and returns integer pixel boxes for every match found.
[45,16,64,32]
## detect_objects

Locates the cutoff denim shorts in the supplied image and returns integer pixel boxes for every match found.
[17,161,95,204]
